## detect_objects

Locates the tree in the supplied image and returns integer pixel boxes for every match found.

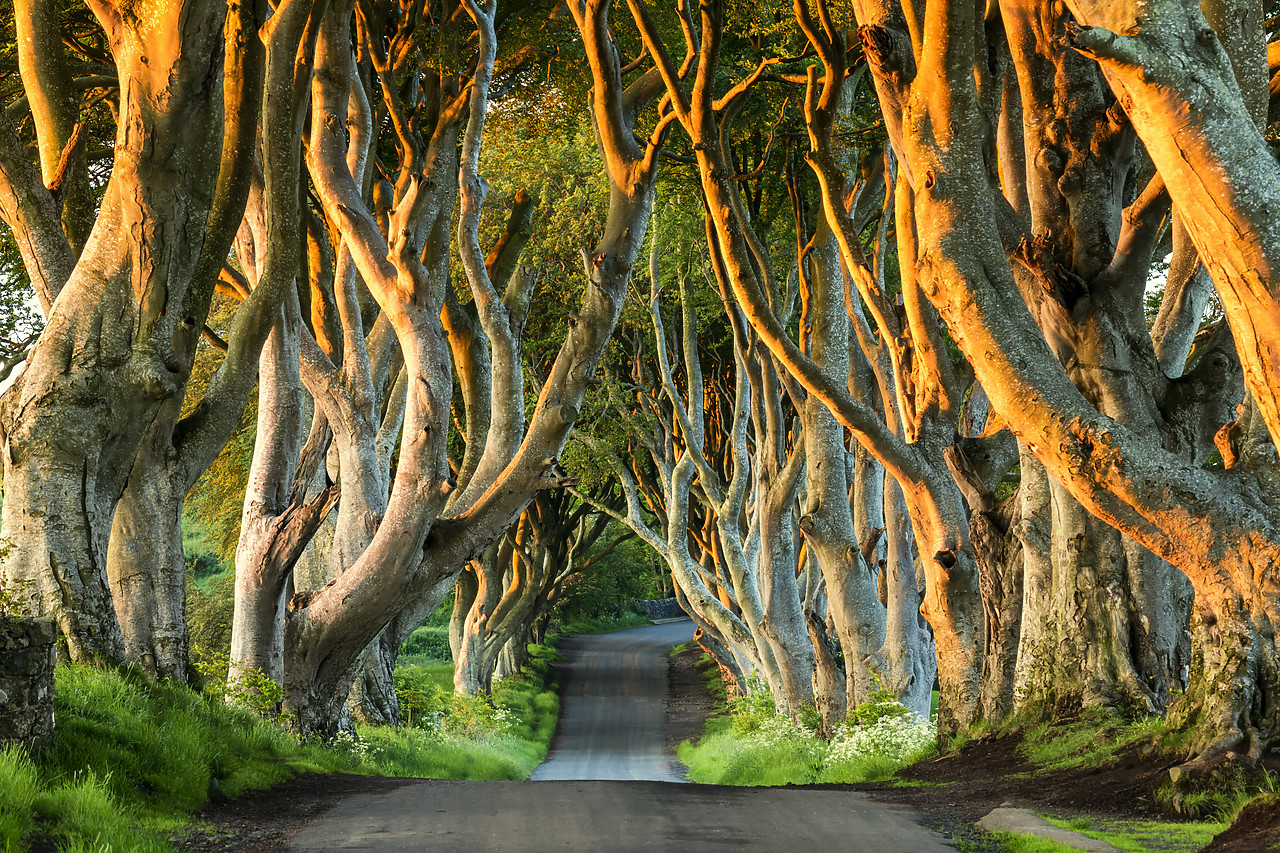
[244,0,671,737]
[0,0,262,662]
[839,0,1278,768]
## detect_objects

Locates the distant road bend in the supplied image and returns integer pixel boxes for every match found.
[289,621,954,852]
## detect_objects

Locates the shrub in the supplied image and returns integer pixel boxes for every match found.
[399,626,452,661]
[848,673,911,728]
[190,644,287,722]
[680,675,937,786]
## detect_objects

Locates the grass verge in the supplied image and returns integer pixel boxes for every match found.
[1,664,362,852]
[379,641,561,780]
[674,650,935,786]
[1038,814,1223,853]
[1,638,562,852]
[555,611,653,635]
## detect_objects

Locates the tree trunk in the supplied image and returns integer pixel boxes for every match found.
[799,215,886,712]
[971,490,1023,723]
[229,290,310,688]
[1170,584,1280,766]
[756,484,815,714]
[877,479,936,720]
[0,0,234,661]
[106,400,189,680]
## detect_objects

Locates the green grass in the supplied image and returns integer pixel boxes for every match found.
[983,831,1081,853]
[678,720,937,787]
[556,611,652,634]
[398,625,451,661]
[1016,713,1167,771]
[678,716,820,785]
[1,664,363,852]
[670,642,727,710]
[1038,814,1223,853]
[1,636,563,852]
[676,662,936,786]
[370,640,561,780]
[1006,712,1279,822]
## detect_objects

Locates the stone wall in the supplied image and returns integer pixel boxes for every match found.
[633,597,686,620]
[0,616,56,749]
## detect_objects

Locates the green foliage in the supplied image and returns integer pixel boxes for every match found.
[399,626,452,662]
[191,644,291,723]
[185,571,235,676]
[727,677,777,736]
[0,745,37,851]
[848,672,911,728]
[555,611,652,636]
[679,716,826,786]
[181,306,257,569]
[982,832,1082,853]
[1156,762,1279,822]
[0,543,35,617]
[378,642,562,779]
[679,668,937,787]
[549,536,663,628]
[0,232,42,360]
[391,643,561,746]
[1015,712,1168,772]
[0,663,367,852]
[489,642,562,747]
[0,638,565,851]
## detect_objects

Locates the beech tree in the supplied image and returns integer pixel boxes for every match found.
[451,487,632,694]
[822,0,1279,769]
[0,0,267,662]
[9,0,1280,771]
[222,0,671,736]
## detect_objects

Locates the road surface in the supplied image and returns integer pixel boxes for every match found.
[530,619,693,781]
[288,620,955,852]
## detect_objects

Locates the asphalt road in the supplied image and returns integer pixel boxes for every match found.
[288,620,955,852]
[530,619,693,782]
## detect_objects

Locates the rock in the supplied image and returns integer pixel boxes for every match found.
[976,806,1121,852]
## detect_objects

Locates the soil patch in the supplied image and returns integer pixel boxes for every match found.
[666,641,718,758]
[857,734,1275,851]
[1200,795,1280,853]
[172,774,412,852]
[877,732,1176,820]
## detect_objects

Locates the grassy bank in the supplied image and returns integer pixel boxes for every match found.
[673,647,1275,853]
[0,665,360,852]
[0,639,562,852]
[379,641,561,780]
[673,643,937,786]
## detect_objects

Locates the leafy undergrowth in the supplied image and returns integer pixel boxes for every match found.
[1,642,561,852]
[1002,712,1279,823]
[380,642,561,780]
[906,711,1277,852]
[677,657,936,786]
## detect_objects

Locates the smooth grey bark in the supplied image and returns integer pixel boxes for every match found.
[276,0,666,737]
[799,216,886,713]
[0,0,238,662]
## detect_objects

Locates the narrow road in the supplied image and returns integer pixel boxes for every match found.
[530,619,692,781]
[288,621,955,852]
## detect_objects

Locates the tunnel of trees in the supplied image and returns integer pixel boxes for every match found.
[2,0,1279,777]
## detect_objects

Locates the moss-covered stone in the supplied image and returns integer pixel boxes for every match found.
[0,615,56,749]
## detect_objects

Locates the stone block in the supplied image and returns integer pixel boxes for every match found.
[0,616,56,750]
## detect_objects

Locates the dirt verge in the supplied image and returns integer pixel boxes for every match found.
[172,774,413,852]
[861,734,1279,852]
[666,641,718,758]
